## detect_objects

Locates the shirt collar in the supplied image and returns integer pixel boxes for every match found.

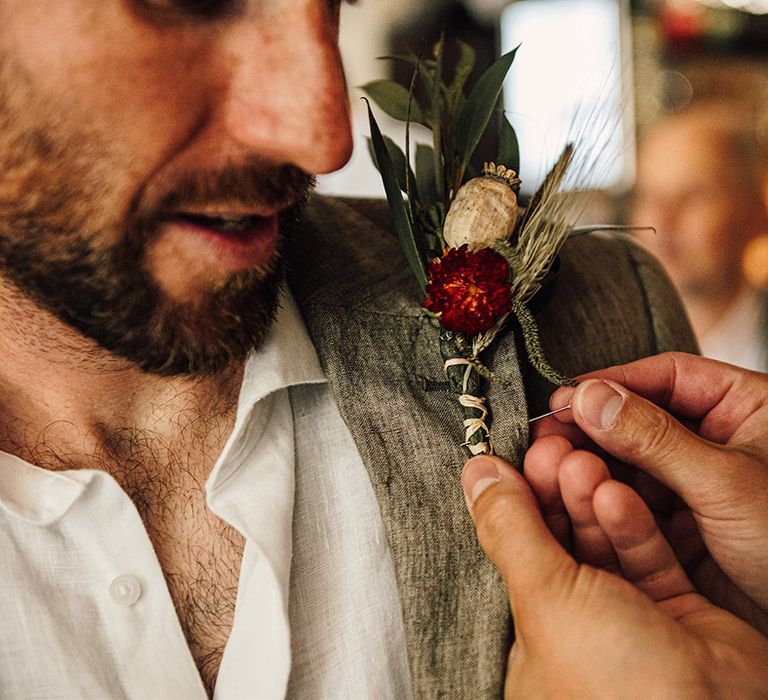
[205,288,325,602]
[206,287,326,496]
[0,452,93,526]
[234,287,326,424]
[0,287,325,528]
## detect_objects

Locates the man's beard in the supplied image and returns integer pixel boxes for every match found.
[0,161,313,376]
[0,43,316,376]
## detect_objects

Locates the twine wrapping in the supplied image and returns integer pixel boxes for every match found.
[440,330,493,455]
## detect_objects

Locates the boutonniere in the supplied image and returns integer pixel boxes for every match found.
[363,38,615,456]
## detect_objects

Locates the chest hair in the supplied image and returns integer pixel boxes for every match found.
[108,419,243,698]
[7,409,243,697]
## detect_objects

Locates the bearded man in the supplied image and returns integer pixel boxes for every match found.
[0,1,695,698]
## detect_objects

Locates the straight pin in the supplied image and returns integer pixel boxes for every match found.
[528,405,572,423]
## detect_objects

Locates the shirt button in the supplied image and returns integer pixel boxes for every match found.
[109,575,142,607]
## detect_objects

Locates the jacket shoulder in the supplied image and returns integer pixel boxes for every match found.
[523,231,697,413]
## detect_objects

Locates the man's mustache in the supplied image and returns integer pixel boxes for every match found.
[137,161,316,218]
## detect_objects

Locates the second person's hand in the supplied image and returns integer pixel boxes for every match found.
[530,352,768,634]
[462,453,768,699]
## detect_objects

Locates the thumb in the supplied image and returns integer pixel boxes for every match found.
[570,378,734,506]
[462,456,577,616]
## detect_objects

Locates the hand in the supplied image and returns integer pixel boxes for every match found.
[530,352,768,633]
[462,454,768,699]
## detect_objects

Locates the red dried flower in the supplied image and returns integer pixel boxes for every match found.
[422,245,511,334]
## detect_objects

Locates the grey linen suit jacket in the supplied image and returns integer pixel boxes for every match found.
[287,195,698,698]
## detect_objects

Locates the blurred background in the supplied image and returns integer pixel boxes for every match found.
[318,0,768,371]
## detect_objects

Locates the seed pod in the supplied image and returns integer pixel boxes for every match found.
[443,162,522,251]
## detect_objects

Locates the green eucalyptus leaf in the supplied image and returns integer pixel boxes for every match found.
[404,65,422,219]
[498,113,521,176]
[365,99,428,290]
[361,80,426,124]
[417,60,437,99]
[378,53,435,102]
[418,202,446,254]
[377,52,421,65]
[430,35,446,203]
[366,135,418,199]
[454,45,520,168]
[415,144,439,205]
[448,40,476,107]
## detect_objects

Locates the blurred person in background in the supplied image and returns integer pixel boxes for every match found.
[632,102,768,371]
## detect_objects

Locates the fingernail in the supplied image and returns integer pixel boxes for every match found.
[461,457,502,508]
[575,379,625,430]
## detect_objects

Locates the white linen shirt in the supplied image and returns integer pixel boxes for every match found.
[0,292,411,699]
[699,287,768,372]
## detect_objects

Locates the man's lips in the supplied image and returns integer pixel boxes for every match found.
[178,212,270,235]
[162,210,281,272]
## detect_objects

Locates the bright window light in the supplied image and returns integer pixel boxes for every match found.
[500,0,635,193]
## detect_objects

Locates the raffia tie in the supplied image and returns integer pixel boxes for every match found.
[444,357,491,455]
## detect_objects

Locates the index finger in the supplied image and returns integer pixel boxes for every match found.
[561,353,768,445]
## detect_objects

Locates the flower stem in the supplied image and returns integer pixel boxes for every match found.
[439,329,493,455]
[512,301,576,387]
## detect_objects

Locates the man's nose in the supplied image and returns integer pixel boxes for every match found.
[221,1,353,175]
